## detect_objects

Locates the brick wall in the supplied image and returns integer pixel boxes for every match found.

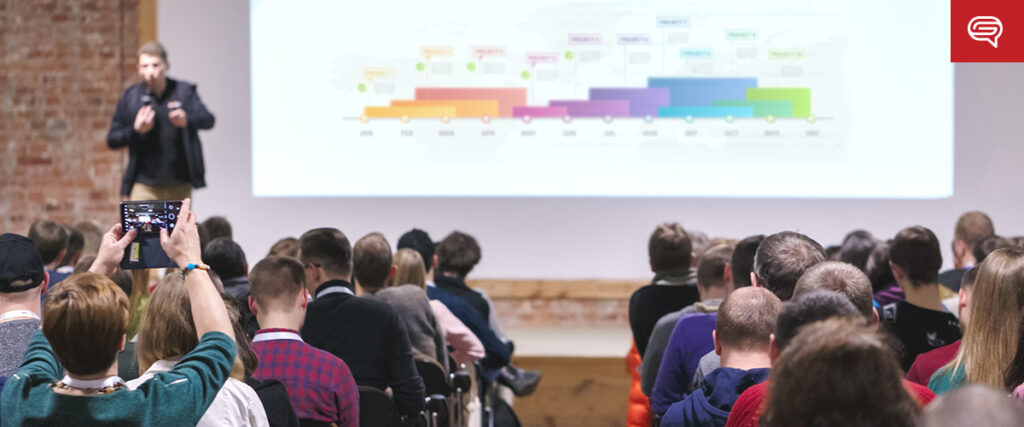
[1,0,140,234]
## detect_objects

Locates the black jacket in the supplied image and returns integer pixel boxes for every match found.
[107,78,214,195]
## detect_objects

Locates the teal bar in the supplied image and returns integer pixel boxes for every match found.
[658,106,754,118]
[713,100,793,117]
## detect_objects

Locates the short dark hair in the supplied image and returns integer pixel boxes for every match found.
[775,290,861,351]
[754,231,827,301]
[973,235,1013,265]
[961,267,979,291]
[202,238,247,281]
[28,219,68,264]
[793,261,874,321]
[353,233,393,291]
[697,244,734,289]
[716,287,782,352]
[138,41,168,62]
[865,242,896,293]
[837,230,877,272]
[249,256,306,312]
[436,231,481,278]
[889,226,942,286]
[954,211,994,248]
[397,229,434,273]
[731,235,764,288]
[648,223,692,272]
[202,216,233,241]
[43,273,130,375]
[300,228,352,278]
[58,225,84,267]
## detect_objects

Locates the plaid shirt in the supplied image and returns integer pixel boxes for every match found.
[251,328,359,426]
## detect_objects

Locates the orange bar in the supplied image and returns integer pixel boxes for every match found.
[415,88,527,117]
[363,106,457,118]
[391,100,500,118]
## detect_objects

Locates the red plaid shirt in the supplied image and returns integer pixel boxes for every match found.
[251,328,359,426]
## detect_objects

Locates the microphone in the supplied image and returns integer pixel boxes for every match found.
[140,83,154,106]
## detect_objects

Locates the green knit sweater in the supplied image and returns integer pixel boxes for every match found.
[0,330,235,426]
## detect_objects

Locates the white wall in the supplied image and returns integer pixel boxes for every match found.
[160,2,1024,279]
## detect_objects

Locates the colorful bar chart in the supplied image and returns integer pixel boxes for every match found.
[363,77,810,120]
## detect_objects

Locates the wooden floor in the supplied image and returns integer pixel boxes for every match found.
[511,356,631,427]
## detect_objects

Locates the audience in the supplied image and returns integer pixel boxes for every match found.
[660,287,781,427]
[204,238,257,337]
[248,256,358,427]
[27,219,71,286]
[882,226,962,370]
[752,231,827,301]
[629,223,700,357]
[930,247,1024,394]
[921,385,1024,427]
[56,225,84,275]
[73,220,104,259]
[836,229,877,272]
[267,237,300,259]
[939,211,994,291]
[203,216,233,242]
[0,234,50,377]
[298,228,425,417]
[906,268,976,386]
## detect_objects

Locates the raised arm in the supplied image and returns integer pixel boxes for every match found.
[88,223,137,277]
[161,198,234,343]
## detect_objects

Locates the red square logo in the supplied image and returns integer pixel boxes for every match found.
[952,0,1024,62]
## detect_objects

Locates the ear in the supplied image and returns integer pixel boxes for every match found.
[243,262,249,277]
[300,289,310,309]
[54,249,67,266]
[119,334,126,352]
[650,261,656,273]
[871,307,880,330]
[953,240,968,258]
[248,295,258,315]
[889,262,906,282]
[750,272,760,288]
[713,330,722,356]
[40,271,50,295]
[768,334,779,363]
[723,263,734,286]
[388,265,396,280]
[431,255,439,271]
[690,253,697,268]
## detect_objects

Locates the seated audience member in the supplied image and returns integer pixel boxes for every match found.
[922,385,1024,427]
[397,229,512,370]
[204,238,257,337]
[660,287,782,427]
[725,290,934,427]
[1,198,240,425]
[836,230,878,272]
[792,261,877,324]
[56,225,84,275]
[642,244,734,397]
[248,256,358,427]
[0,234,50,377]
[907,268,976,386]
[690,231,827,392]
[939,211,994,292]
[74,220,104,258]
[203,216,233,241]
[867,242,905,306]
[267,237,300,259]
[298,228,425,417]
[391,248,485,365]
[629,223,700,357]
[882,226,962,370]
[930,248,1024,394]
[128,274,268,427]
[354,233,446,368]
[28,219,71,286]
[761,319,919,427]
[1006,304,1024,396]
[973,235,1013,265]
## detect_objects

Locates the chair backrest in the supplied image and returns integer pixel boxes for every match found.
[415,356,452,396]
[358,385,404,427]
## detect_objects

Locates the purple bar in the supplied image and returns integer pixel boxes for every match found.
[512,106,569,118]
[589,88,670,117]
[548,100,631,117]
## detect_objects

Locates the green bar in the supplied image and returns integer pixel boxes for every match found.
[746,88,811,117]
[713,100,793,117]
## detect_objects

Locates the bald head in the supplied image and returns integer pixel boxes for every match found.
[716,287,783,352]
[353,232,392,292]
[794,261,874,322]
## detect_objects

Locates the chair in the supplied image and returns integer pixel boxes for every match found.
[423,394,449,427]
[358,385,405,427]
[415,356,453,396]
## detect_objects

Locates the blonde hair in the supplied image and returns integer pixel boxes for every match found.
[942,248,1024,388]
[137,274,244,379]
[392,249,427,289]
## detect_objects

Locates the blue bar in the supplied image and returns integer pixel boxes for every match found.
[657,106,754,118]
[648,77,758,106]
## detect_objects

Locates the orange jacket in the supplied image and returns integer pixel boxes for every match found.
[626,340,652,427]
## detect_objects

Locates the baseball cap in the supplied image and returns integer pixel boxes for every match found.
[0,233,46,293]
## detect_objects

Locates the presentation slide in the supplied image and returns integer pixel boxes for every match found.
[250,0,952,198]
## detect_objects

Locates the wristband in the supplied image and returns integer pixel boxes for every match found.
[179,262,210,278]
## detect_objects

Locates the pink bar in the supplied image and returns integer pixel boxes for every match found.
[548,100,631,117]
[512,106,569,118]
[415,88,528,117]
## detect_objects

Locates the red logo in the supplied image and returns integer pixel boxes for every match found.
[951,0,1024,62]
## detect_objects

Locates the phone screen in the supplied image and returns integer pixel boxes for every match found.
[121,200,182,236]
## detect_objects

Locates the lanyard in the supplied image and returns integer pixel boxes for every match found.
[0,310,40,323]
[252,330,303,343]
[316,286,354,299]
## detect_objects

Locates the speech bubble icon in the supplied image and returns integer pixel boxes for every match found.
[968,16,1003,48]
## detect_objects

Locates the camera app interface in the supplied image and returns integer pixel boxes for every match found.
[122,201,180,235]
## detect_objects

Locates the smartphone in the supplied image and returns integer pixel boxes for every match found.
[120,200,182,269]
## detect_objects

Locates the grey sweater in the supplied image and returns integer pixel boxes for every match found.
[0,318,41,377]
[371,285,448,370]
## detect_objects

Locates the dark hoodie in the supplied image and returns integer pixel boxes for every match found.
[661,367,770,427]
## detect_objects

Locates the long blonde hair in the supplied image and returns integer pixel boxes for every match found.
[942,247,1024,389]
[392,249,427,289]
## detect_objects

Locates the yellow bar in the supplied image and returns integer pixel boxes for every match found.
[363,106,457,118]
[390,100,500,118]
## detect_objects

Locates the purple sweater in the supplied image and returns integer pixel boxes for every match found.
[650,312,717,415]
